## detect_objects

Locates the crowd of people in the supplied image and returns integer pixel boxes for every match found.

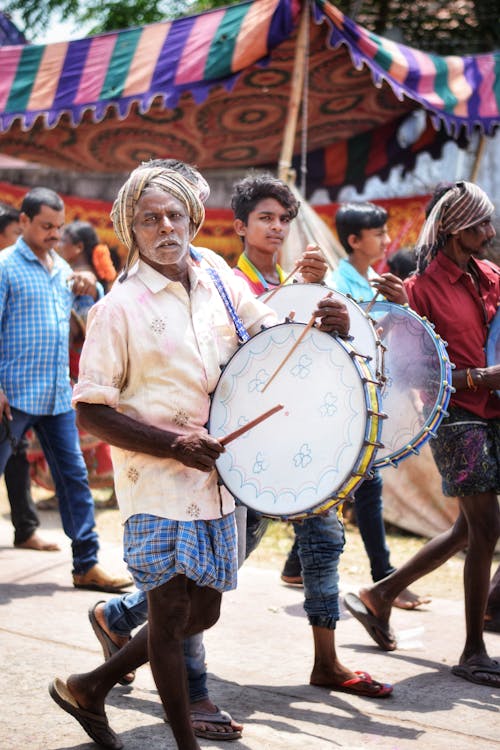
[0,165,499,750]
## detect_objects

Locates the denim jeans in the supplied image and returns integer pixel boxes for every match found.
[246,507,345,628]
[292,510,345,629]
[3,436,40,545]
[0,408,99,574]
[353,471,395,582]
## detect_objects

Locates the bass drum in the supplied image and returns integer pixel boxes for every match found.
[486,306,500,398]
[208,322,383,520]
[258,283,383,380]
[359,301,454,468]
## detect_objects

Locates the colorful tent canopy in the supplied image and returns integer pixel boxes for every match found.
[0,0,498,195]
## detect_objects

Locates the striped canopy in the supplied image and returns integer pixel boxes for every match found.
[0,0,498,194]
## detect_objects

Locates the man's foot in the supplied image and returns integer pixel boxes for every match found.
[88,602,135,685]
[49,676,122,749]
[343,591,397,651]
[190,699,243,740]
[451,656,500,687]
[393,587,431,610]
[281,573,303,586]
[73,564,133,594]
[36,495,59,511]
[14,532,60,552]
[310,664,393,698]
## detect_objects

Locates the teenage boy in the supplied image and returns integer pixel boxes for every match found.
[327,202,428,618]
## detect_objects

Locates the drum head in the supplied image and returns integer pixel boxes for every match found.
[486,308,500,398]
[209,322,381,519]
[259,283,381,378]
[360,301,453,467]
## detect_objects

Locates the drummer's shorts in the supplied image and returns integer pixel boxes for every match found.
[123,512,238,593]
[430,406,500,497]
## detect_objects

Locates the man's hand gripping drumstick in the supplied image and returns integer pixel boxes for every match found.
[260,244,328,304]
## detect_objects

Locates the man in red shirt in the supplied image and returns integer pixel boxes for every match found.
[345,181,500,688]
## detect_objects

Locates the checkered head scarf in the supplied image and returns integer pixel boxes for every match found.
[111,165,206,278]
[415,180,494,273]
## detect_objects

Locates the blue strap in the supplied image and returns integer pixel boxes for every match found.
[205,267,250,343]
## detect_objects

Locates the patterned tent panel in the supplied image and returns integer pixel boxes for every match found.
[315,0,500,135]
[0,0,498,192]
[0,0,297,130]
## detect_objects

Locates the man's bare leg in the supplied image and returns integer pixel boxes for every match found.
[147,576,222,750]
[457,492,500,667]
[358,511,469,625]
[309,626,392,696]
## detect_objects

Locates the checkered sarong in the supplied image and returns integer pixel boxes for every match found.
[123,513,238,592]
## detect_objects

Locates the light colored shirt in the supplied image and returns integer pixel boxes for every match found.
[0,237,83,414]
[73,248,276,523]
[327,257,380,302]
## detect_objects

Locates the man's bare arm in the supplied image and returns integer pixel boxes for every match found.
[76,402,223,472]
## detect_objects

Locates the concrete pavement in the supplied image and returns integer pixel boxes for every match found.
[0,499,499,750]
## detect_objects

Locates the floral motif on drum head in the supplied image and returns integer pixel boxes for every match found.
[291,354,312,379]
[253,452,269,473]
[248,368,269,393]
[186,503,201,518]
[320,392,338,417]
[293,443,313,468]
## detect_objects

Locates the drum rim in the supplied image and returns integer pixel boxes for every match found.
[486,308,500,398]
[258,282,382,379]
[359,300,453,468]
[208,321,382,519]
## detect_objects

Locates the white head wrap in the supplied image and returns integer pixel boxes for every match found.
[111,165,206,275]
[415,181,494,273]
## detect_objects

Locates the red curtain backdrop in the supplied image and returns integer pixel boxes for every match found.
[0,181,429,269]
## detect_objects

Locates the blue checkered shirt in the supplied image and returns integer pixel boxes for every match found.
[0,237,95,415]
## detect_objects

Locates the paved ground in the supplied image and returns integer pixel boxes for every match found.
[0,494,499,750]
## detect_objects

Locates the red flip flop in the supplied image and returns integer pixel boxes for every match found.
[315,671,393,698]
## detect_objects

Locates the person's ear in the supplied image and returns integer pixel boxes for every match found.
[347,232,360,252]
[233,218,246,237]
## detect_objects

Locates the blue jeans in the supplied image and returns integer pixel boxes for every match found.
[354,471,395,582]
[246,507,345,629]
[0,408,99,574]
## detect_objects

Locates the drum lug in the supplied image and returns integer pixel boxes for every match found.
[367,409,388,420]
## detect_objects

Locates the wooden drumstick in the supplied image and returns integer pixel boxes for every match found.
[219,403,284,446]
[260,267,300,304]
[261,314,316,393]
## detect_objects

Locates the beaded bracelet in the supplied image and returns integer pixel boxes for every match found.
[466,368,478,391]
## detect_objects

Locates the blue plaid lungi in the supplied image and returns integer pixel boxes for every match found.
[123,512,238,593]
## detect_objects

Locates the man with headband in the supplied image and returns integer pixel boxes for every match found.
[49,162,350,749]
[345,180,500,689]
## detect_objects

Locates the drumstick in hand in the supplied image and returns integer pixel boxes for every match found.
[261,314,316,393]
[260,267,300,304]
[219,403,284,446]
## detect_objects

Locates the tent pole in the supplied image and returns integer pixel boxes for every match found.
[278,1,309,185]
[470,132,486,183]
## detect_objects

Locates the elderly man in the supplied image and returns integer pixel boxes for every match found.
[49,163,349,750]
[345,181,500,688]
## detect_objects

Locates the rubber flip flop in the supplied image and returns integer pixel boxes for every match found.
[88,602,135,685]
[451,660,500,687]
[49,678,123,749]
[344,592,397,651]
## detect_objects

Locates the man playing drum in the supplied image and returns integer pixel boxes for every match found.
[345,181,500,688]
[328,201,430,616]
[48,162,353,749]
[230,172,393,699]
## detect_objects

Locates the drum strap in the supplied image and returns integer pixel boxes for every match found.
[205,267,251,344]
